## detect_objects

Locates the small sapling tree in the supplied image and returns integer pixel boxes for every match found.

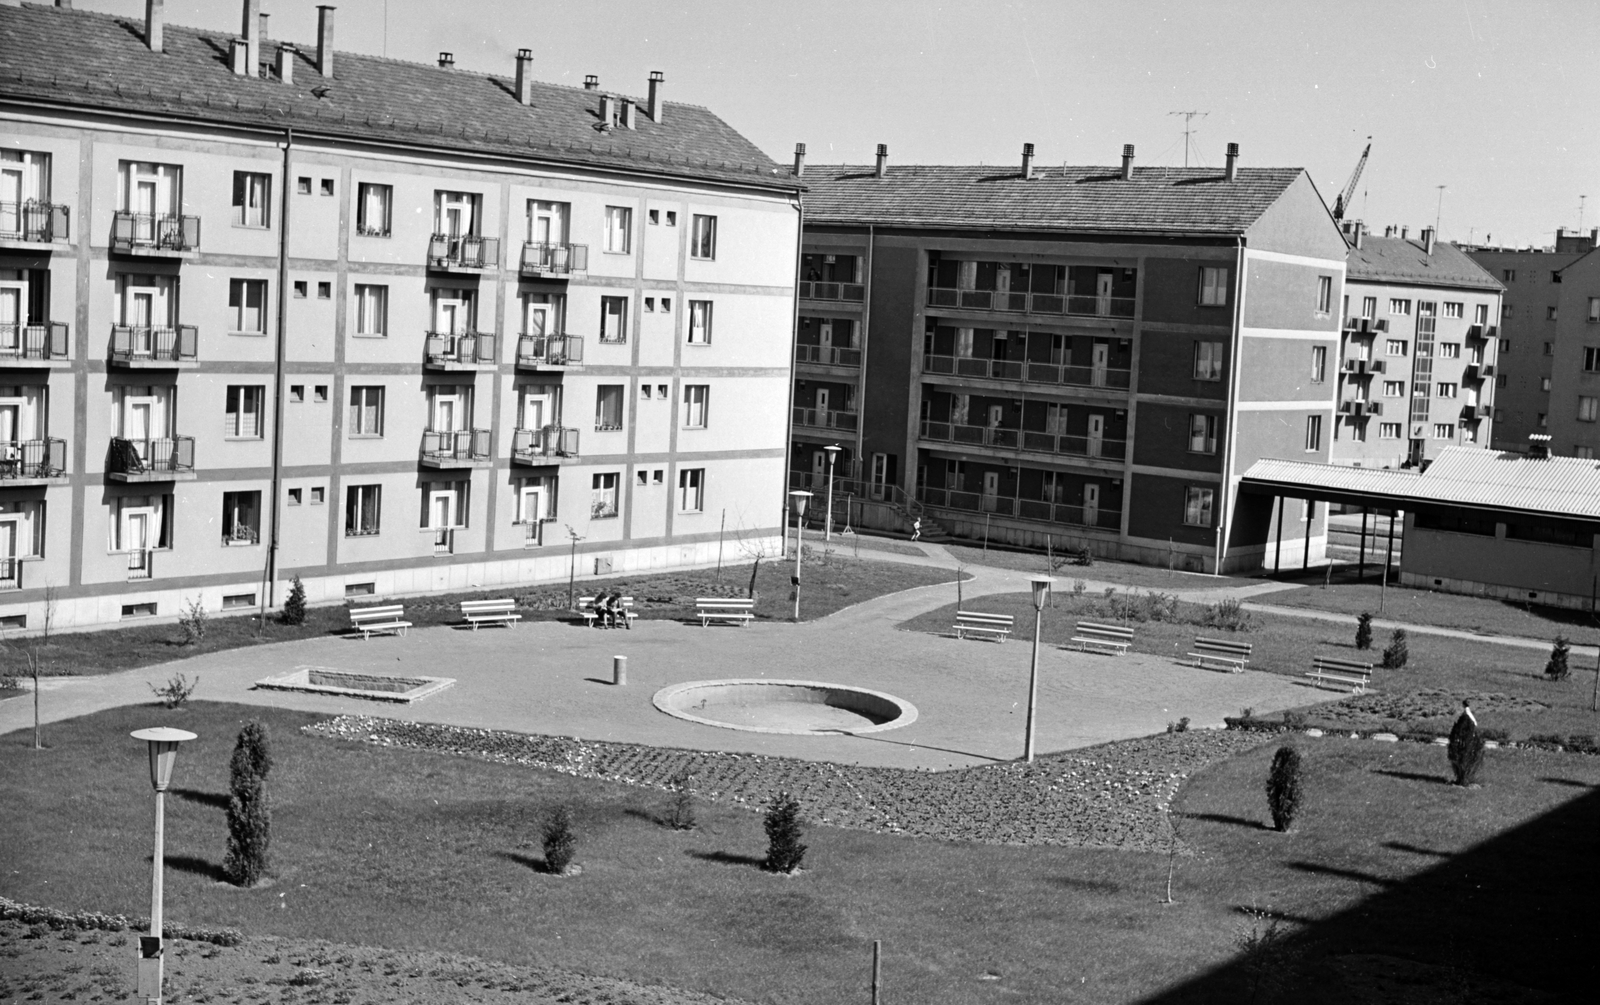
[280,576,307,626]
[667,771,697,831]
[1355,612,1373,651]
[1265,746,1304,832]
[224,721,273,887]
[543,806,577,875]
[1380,628,1409,669]
[1447,704,1485,786]
[763,791,807,874]
[1545,635,1570,681]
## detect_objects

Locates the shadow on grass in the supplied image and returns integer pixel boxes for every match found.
[1048,876,1122,894]
[1384,841,1452,858]
[1540,777,1597,789]
[492,850,552,874]
[1180,811,1269,830]
[686,849,765,869]
[1372,768,1451,785]
[814,728,1010,764]
[1287,861,1398,888]
[1229,905,1317,925]
[164,854,228,883]
[172,788,229,810]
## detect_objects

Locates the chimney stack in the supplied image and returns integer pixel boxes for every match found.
[1020,142,1035,180]
[259,12,269,43]
[55,0,71,8]
[316,6,334,78]
[438,52,454,69]
[144,0,163,52]
[584,75,599,91]
[875,144,889,178]
[1401,225,1409,239]
[1422,227,1436,254]
[1121,144,1135,181]
[515,49,533,104]
[1353,222,1364,250]
[1225,142,1239,181]
[647,71,665,123]
[599,93,616,128]
[230,37,250,76]
[793,143,806,177]
[277,43,296,85]
[620,98,637,129]
[242,0,260,76]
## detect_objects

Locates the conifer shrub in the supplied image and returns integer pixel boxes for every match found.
[1355,612,1373,651]
[1545,635,1570,681]
[667,771,697,831]
[763,791,807,873]
[1447,707,1485,786]
[542,806,577,875]
[223,722,273,887]
[280,576,307,626]
[1381,628,1409,669]
[1265,746,1304,832]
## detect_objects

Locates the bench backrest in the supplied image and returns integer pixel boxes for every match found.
[1194,637,1253,655]
[1077,621,1134,639]
[350,605,404,623]
[461,599,516,613]
[579,596,634,609]
[696,598,754,609]
[957,611,1014,625]
[1313,656,1372,674]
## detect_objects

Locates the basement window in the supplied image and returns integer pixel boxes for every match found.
[121,602,157,619]
[345,582,376,597]
[223,593,257,609]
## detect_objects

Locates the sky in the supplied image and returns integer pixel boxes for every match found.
[51,0,1600,249]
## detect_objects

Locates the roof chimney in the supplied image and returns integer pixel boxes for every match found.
[242,0,261,74]
[276,43,296,85]
[259,12,269,43]
[620,98,636,129]
[438,52,454,69]
[584,75,599,91]
[1121,144,1135,181]
[793,143,806,177]
[1422,227,1436,255]
[230,37,250,76]
[647,71,665,123]
[1353,222,1364,250]
[1020,142,1035,180]
[875,144,889,178]
[316,6,334,78]
[514,49,533,104]
[1401,225,1409,240]
[1224,142,1239,181]
[144,0,163,53]
[55,0,71,8]
[599,93,615,127]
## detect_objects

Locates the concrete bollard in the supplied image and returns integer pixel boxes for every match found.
[613,655,627,686]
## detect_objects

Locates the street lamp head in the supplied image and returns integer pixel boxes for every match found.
[788,490,813,518]
[1029,575,1054,612]
[823,444,842,458]
[131,727,197,792]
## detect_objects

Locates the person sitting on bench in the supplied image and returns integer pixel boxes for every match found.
[599,590,623,629]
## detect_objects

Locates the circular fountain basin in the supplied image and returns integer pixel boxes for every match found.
[652,679,918,735]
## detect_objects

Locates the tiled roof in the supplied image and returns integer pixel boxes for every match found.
[800,162,1307,235]
[0,4,796,192]
[1346,236,1503,291]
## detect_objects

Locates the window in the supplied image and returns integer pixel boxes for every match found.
[293,280,307,298]
[665,211,677,226]
[591,473,619,519]
[603,206,632,253]
[661,297,672,312]
[287,488,302,505]
[1462,425,1477,444]
[1589,298,1600,323]
[595,385,624,431]
[316,281,331,300]
[290,385,304,403]
[1475,304,1489,324]
[313,385,327,403]
[1436,382,1458,399]
[1502,303,1513,318]
[1310,345,1327,383]
[644,297,655,312]
[232,172,271,228]
[1387,339,1407,356]
[1192,341,1223,380]
[297,176,311,195]
[1183,487,1214,527]
[691,215,717,259]
[1547,307,1559,321]
[356,183,391,236]
[1500,338,1511,353]
[228,279,267,333]
[1188,414,1217,454]
[1552,271,1563,284]
[1361,296,1377,319]
[678,468,705,511]
[421,481,469,532]
[1585,347,1600,372]
[320,178,334,197]
[683,384,708,428]
[348,387,386,435]
[688,300,713,345]
[600,296,628,343]
[344,484,381,536]
[221,491,261,545]
[1390,299,1411,315]
[1497,374,1508,389]
[1383,380,1405,397]
[1579,397,1599,422]
[1576,446,1597,460]
[1544,342,1554,356]
[1502,269,1515,281]
[111,494,173,552]
[311,486,325,504]
[1198,267,1228,306]
[1316,276,1332,314]
[1433,423,1454,440]
[1305,414,1322,452]
[1439,342,1460,358]
[355,284,387,336]
[1443,302,1463,319]
[1379,422,1402,439]
[224,385,264,438]
[1538,413,1548,428]
[648,209,659,225]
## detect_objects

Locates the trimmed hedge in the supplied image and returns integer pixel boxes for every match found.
[0,896,243,946]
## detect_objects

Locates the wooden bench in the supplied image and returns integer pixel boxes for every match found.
[460,598,521,630]
[578,595,637,629]
[1189,637,1253,673]
[1071,621,1133,656]
[1305,655,1373,693]
[953,610,1013,642]
[348,604,412,639]
[695,597,755,627]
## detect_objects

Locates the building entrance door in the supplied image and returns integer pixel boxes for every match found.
[982,470,1000,512]
[1087,414,1104,458]
[1092,342,1109,386]
[1083,483,1100,527]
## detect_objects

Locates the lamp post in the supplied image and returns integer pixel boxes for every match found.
[822,444,842,542]
[789,490,812,622]
[1023,576,1053,762]
[130,726,197,1005]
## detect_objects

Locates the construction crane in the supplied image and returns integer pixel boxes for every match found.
[1332,138,1372,221]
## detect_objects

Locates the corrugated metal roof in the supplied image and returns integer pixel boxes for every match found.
[1346,236,1503,291]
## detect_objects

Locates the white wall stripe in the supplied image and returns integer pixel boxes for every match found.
[1245,248,1348,270]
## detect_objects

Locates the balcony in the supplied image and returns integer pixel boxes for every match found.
[795,344,862,368]
[424,332,497,371]
[925,287,1136,321]
[419,429,492,468]
[919,419,1127,463]
[516,334,583,369]
[793,407,859,433]
[1338,400,1381,417]
[519,242,588,277]
[110,324,198,368]
[106,436,196,482]
[0,556,21,592]
[799,280,866,303]
[1461,404,1493,420]
[1466,324,1499,341]
[0,322,70,366]
[917,485,1123,531]
[111,212,200,256]
[1464,363,1496,381]
[922,353,1132,392]
[427,234,499,271]
[1340,358,1386,376]
[510,425,580,465]
[0,437,68,486]
[0,201,70,247]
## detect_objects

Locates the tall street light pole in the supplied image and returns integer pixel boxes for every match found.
[789,490,812,622]
[130,727,197,1005]
[823,444,841,543]
[1024,575,1053,762]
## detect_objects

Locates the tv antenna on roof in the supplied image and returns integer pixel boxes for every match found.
[1169,111,1208,167]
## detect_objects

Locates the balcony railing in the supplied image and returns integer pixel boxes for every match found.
[1466,324,1498,341]
[0,322,69,361]
[516,334,584,367]
[110,324,198,364]
[0,201,69,243]
[795,344,862,367]
[111,212,200,253]
[520,242,589,276]
[0,438,67,480]
[424,332,496,367]
[926,287,1135,320]
[799,280,866,303]
[108,436,195,478]
[420,429,492,464]
[511,425,580,463]
[427,234,499,270]
[919,419,1127,462]
[127,549,153,581]
[1461,404,1492,420]
[793,407,859,432]
[0,556,20,591]
[922,352,1132,391]
[1464,363,1496,381]
[917,485,1122,530]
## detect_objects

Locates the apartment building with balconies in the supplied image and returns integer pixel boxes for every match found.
[0,3,798,628]
[1539,245,1600,459]
[793,141,1348,572]
[1333,225,1503,468]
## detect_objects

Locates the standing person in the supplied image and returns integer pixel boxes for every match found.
[911,517,922,543]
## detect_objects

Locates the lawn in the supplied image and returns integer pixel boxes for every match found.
[900,591,1600,742]
[3,702,1596,1003]
[943,542,1239,591]
[0,556,955,680]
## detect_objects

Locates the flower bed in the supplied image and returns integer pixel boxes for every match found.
[305,716,1268,852]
